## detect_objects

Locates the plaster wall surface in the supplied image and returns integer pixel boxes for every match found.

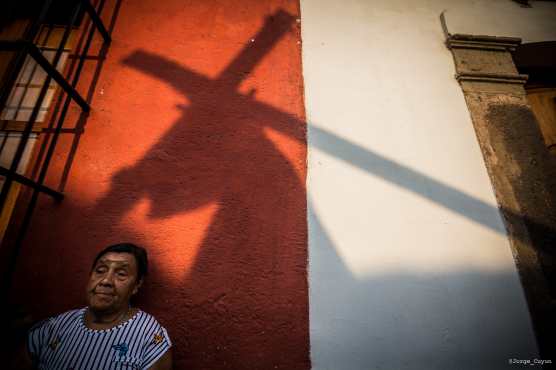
[301,0,555,369]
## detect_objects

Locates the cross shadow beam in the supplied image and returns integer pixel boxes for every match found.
[309,125,505,233]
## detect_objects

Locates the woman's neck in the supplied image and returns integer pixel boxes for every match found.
[85,306,132,330]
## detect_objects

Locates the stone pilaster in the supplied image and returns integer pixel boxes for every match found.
[446,32,556,360]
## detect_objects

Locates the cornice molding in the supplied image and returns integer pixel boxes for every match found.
[455,72,528,84]
[447,34,522,51]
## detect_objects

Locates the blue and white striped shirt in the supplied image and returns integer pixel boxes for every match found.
[28,308,171,370]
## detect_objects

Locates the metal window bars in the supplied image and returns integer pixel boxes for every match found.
[0,0,112,294]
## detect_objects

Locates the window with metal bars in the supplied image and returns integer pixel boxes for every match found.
[0,0,114,295]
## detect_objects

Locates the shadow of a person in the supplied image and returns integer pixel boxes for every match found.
[91,10,310,370]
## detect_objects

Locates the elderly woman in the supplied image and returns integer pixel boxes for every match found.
[16,243,172,370]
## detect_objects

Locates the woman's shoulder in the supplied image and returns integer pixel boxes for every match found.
[133,309,172,345]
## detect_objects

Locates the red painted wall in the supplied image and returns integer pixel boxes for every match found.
[8,0,308,368]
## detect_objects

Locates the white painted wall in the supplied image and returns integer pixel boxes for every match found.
[302,1,556,369]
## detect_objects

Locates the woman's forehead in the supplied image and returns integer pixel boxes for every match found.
[96,252,137,267]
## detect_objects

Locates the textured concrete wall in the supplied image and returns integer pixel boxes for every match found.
[8,1,309,369]
[302,0,555,369]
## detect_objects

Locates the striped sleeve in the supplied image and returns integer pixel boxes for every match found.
[27,317,55,360]
[140,320,172,370]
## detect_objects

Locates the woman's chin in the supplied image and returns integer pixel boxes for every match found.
[88,295,116,312]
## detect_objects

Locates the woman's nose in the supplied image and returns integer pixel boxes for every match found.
[99,271,115,285]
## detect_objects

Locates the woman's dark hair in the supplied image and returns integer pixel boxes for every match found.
[91,243,148,281]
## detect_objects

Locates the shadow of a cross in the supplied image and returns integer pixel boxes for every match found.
[97,8,555,238]
[88,10,311,369]
[94,10,305,219]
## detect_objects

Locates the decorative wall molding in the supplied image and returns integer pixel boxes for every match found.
[446,34,521,51]
[455,71,528,84]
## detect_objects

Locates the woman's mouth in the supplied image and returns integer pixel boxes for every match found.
[94,291,114,296]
